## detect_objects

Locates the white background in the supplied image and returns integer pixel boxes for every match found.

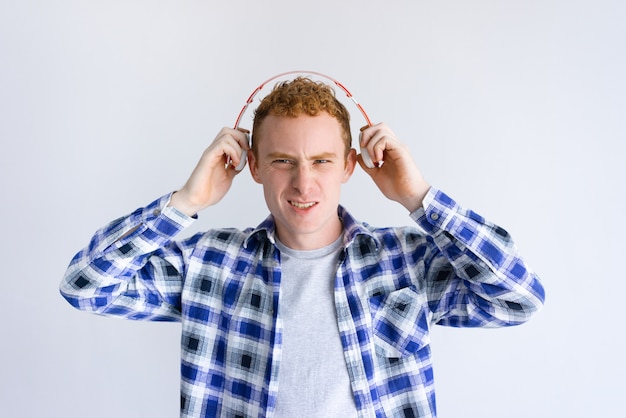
[1,1,624,417]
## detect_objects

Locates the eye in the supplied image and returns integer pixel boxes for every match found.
[314,159,331,164]
[273,159,293,165]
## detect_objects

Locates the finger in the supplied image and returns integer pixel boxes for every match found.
[358,122,390,146]
[221,129,250,171]
[363,131,390,166]
[217,127,250,149]
[221,141,248,172]
[359,125,386,168]
[234,128,251,150]
[360,123,397,165]
[359,125,372,147]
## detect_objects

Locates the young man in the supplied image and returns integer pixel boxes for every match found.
[60,77,545,417]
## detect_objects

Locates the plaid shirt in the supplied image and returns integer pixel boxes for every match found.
[60,188,545,418]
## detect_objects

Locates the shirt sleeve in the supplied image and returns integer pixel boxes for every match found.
[410,188,546,327]
[59,193,196,321]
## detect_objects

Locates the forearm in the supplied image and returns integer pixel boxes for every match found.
[413,188,545,326]
[59,193,194,320]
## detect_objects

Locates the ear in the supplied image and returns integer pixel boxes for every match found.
[248,150,262,184]
[342,148,357,183]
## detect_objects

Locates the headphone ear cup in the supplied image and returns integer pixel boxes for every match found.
[234,150,248,171]
[360,147,375,169]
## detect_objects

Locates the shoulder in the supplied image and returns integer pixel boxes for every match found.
[340,208,434,259]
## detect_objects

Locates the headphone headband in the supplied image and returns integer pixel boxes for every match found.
[233,70,373,129]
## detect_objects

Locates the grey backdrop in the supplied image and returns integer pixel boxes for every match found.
[1,1,624,417]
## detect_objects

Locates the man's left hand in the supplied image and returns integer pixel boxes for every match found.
[358,123,431,212]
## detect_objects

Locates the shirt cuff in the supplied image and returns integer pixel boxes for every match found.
[137,193,196,239]
[410,187,459,235]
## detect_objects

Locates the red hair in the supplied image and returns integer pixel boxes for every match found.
[252,77,352,155]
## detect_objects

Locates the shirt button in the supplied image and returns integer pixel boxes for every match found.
[430,213,439,221]
[153,209,161,216]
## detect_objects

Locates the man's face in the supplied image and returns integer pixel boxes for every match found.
[249,113,356,250]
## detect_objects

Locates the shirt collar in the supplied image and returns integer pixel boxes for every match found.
[243,205,380,250]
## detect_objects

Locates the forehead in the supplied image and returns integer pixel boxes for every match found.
[255,114,345,154]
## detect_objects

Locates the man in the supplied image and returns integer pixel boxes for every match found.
[60,77,545,417]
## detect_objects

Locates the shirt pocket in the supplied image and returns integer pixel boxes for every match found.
[369,286,430,358]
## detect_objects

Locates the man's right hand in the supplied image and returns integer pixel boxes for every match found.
[168,127,250,216]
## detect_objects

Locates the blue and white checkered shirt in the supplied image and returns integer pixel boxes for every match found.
[60,187,545,417]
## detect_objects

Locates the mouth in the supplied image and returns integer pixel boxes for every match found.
[289,201,317,209]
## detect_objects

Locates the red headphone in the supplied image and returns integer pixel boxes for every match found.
[230,71,377,170]
[234,70,372,130]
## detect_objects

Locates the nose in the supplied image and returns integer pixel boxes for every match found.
[291,165,315,194]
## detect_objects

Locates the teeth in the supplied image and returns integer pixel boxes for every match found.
[290,201,316,209]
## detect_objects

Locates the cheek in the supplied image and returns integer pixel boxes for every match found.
[322,173,346,192]
[261,173,288,194]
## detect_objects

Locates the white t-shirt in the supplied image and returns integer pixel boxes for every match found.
[274,235,358,417]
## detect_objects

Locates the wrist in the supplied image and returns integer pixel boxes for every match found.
[168,191,204,217]
[402,183,431,213]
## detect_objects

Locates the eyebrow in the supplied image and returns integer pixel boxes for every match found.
[266,152,338,160]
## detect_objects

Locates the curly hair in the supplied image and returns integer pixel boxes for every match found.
[252,77,352,155]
